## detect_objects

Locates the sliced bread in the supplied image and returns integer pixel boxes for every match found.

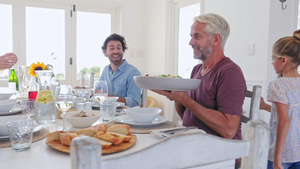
[75,128,97,137]
[106,124,131,135]
[94,132,123,145]
[107,132,132,142]
[94,137,112,149]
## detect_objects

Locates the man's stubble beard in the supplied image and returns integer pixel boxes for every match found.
[193,40,213,61]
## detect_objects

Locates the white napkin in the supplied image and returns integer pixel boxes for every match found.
[150,126,206,138]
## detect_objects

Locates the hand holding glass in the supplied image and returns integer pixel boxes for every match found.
[55,85,73,131]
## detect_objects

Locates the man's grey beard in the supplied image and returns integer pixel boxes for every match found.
[194,44,213,61]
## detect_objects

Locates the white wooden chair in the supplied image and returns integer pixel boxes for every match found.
[140,88,159,108]
[101,119,269,169]
[242,85,262,123]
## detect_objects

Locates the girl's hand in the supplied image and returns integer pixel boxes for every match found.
[273,155,284,169]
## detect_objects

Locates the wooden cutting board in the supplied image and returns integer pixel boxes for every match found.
[46,133,137,154]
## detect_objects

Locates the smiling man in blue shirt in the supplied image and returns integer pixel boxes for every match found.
[100,33,141,107]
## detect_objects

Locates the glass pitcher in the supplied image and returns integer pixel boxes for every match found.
[35,70,56,124]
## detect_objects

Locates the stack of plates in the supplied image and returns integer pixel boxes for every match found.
[0,115,42,139]
[0,87,20,116]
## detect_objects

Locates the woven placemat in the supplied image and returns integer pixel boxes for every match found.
[0,128,49,148]
[108,121,176,134]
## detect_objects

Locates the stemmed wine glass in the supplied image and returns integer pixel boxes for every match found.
[21,70,31,97]
[55,85,73,131]
[93,81,108,102]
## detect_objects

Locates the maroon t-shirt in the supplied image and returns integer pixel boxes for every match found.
[182,57,246,140]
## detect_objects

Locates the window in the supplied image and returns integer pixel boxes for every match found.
[26,6,66,79]
[0,4,13,79]
[0,1,119,86]
[76,11,111,82]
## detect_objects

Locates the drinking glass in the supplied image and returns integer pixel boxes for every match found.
[55,85,73,131]
[93,81,108,102]
[22,72,31,96]
[6,119,34,152]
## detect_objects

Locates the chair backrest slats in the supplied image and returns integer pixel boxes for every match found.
[242,85,262,123]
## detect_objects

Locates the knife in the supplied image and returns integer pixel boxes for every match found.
[160,126,197,135]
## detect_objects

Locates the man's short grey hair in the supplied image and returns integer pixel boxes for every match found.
[194,13,230,49]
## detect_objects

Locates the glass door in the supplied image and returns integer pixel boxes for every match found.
[176,1,201,78]
[25,5,66,80]
[74,6,116,85]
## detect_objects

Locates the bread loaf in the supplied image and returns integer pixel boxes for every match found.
[75,128,97,137]
[47,131,65,142]
[60,133,78,146]
[89,123,108,133]
[107,132,132,142]
[94,132,123,145]
[107,124,131,135]
[94,138,112,149]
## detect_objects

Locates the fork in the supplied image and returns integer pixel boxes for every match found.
[161,126,197,136]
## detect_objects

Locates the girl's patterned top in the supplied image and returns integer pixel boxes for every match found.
[267,77,300,162]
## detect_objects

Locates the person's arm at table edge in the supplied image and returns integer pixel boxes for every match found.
[179,95,240,139]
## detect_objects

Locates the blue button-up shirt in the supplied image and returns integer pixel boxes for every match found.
[100,60,141,107]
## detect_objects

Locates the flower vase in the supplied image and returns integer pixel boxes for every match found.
[35,70,56,124]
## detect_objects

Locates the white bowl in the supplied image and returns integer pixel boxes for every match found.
[124,107,162,123]
[0,87,15,100]
[0,115,28,136]
[64,110,101,128]
[0,99,17,112]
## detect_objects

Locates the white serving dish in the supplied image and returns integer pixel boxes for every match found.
[134,76,201,91]
[115,115,167,126]
[0,99,17,112]
[124,107,162,123]
[64,110,101,128]
[0,87,15,100]
[0,115,29,136]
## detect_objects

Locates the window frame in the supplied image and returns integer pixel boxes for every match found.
[165,0,203,122]
[0,0,120,86]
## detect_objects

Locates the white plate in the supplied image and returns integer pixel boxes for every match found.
[0,87,15,100]
[0,108,22,116]
[134,76,201,91]
[0,123,42,139]
[114,114,167,126]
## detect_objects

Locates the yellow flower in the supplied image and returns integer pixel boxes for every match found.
[29,62,47,77]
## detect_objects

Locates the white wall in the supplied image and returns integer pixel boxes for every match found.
[139,0,298,121]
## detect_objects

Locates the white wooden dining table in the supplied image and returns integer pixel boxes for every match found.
[0,118,235,169]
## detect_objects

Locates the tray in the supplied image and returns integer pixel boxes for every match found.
[46,133,136,154]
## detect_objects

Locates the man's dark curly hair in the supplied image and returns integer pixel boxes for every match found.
[101,33,128,52]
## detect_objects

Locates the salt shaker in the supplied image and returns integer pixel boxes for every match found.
[71,136,102,169]
[89,72,94,88]
[80,71,86,87]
